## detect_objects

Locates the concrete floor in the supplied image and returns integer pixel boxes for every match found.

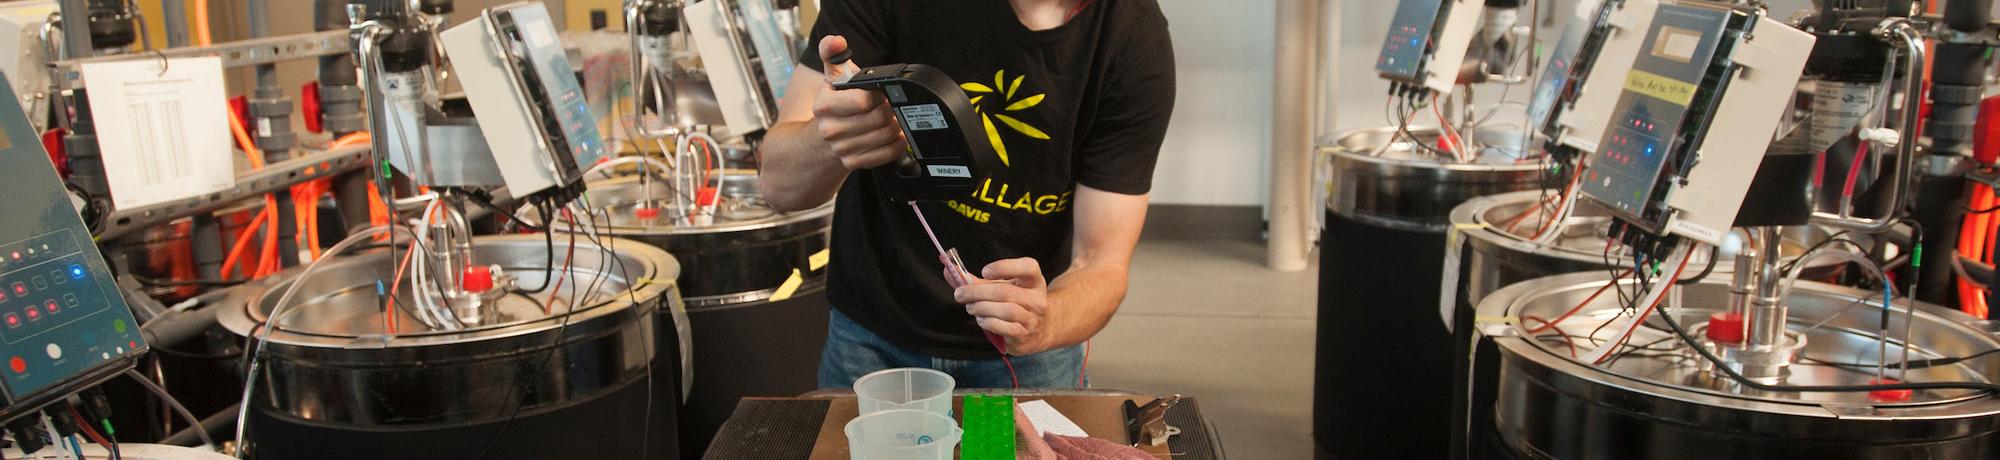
[1090,236,1318,459]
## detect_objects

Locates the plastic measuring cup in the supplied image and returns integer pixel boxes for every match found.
[854,367,955,417]
[844,409,964,460]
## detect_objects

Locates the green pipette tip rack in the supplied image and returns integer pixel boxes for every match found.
[961,394,1016,459]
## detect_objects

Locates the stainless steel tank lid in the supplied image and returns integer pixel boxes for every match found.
[533,174,835,236]
[216,235,679,347]
[1321,127,1547,228]
[1452,191,1870,267]
[1477,272,2000,412]
[1322,126,1548,170]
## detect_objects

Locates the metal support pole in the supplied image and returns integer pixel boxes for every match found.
[1268,0,1318,272]
[161,0,189,48]
[1747,227,1788,351]
[56,0,93,59]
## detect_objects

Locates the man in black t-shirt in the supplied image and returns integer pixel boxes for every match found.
[759,0,1176,388]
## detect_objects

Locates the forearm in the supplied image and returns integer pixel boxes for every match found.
[758,122,851,212]
[1042,260,1130,348]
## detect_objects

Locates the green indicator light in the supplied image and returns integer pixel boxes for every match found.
[113,319,127,333]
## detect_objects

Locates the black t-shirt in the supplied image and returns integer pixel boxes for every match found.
[802,0,1176,359]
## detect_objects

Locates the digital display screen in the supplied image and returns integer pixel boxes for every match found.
[500,5,608,172]
[1651,26,1702,63]
[0,74,144,401]
[1528,17,1591,132]
[1377,0,1445,81]
[1581,4,1731,225]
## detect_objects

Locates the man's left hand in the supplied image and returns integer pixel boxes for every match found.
[949,257,1057,355]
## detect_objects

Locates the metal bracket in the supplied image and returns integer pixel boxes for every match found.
[51,30,353,89]
[95,146,371,242]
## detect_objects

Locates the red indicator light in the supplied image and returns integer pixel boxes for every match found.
[43,300,56,314]
[8,357,22,374]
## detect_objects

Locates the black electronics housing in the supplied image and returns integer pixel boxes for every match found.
[832,64,985,202]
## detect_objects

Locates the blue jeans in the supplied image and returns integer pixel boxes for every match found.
[818,308,1086,389]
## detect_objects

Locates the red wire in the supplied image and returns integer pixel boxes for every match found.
[545,210,578,315]
[1000,354,1020,388]
[1840,142,1871,199]
[1528,269,1635,334]
[1065,0,1096,21]
[1594,245,1697,365]
[69,405,115,457]
[1076,341,1090,389]
[1520,315,1579,358]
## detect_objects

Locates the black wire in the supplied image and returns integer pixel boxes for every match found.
[133,276,244,288]
[1802,348,2000,370]
[514,199,557,294]
[467,192,547,232]
[1677,245,1720,285]
[1659,302,2000,393]
[1966,202,2000,215]
[471,210,583,460]
[1395,96,1458,160]
[148,344,242,360]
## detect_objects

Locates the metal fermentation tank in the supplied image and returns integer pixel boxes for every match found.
[1316,127,1542,459]
[541,174,833,458]
[217,236,684,459]
[1444,190,1865,456]
[1476,272,2000,458]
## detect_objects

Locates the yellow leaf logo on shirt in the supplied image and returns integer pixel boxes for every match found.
[961,70,1049,167]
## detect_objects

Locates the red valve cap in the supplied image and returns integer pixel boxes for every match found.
[1705,312,1745,344]
[463,266,494,293]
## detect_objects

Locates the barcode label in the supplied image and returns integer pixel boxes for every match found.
[899,104,949,131]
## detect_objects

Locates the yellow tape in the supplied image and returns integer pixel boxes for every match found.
[770,269,803,301]
[1623,70,1697,107]
[1454,223,1491,230]
[809,249,830,271]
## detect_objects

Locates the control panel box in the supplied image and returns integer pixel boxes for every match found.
[688,0,781,135]
[1375,0,1485,94]
[1578,3,1814,244]
[443,2,608,199]
[0,1,55,130]
[0,72,145,422]
[1553,0,1661,155]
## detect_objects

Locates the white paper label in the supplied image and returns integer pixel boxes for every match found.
[927,164,971,178]
[82,57,236,209]
[1018,400,1089,438]
[899,104,950,131]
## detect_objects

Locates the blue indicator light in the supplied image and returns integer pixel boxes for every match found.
[67,265,84,280]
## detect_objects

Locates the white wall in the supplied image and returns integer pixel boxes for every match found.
[1149,0,1277,206]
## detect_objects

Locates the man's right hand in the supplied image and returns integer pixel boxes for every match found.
[813,35,907,171]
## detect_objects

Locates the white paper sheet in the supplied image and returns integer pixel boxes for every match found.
[82,56,235,209]
[1018,399,1089,438]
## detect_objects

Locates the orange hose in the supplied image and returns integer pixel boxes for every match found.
[219,207,269,279]
[192,0,212,46]
[1961,186,1995,318]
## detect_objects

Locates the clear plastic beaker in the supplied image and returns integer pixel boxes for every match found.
[854,367,955,417]
[844,409,964,460]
